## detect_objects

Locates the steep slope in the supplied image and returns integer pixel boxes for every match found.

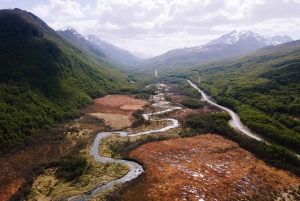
[57,28,109,59]
[85,35,141,66]
[178,39,300,152]
[142,30,293,68]
[0,8,130,149]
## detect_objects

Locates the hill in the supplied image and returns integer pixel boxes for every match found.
[0,8,131,149]
[177,40,300,153]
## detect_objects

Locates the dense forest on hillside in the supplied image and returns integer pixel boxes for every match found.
[0,9,135,149]
[173,40,300,153]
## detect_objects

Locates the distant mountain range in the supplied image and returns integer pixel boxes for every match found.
[57,29,294,68]
[130,51,153,60]
[84,34,142,66]
[58,28,141,66]
[142,30,294,68]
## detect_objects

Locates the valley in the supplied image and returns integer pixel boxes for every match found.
[1,7,300,201]
[2,77,300,201]
[26,81,299,200]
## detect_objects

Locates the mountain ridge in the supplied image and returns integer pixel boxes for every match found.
[57,28,141,66]
[0,8,130,148]
[84,33,141,66]
[141,30,294,69]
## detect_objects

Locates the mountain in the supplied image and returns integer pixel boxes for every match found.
[272,35,294,44]
[85,34,141,66]
[0,8,130,149]
[203,30,292,47]
[142,30,293,69]
[57,28,108,59]
[131,51,153,59]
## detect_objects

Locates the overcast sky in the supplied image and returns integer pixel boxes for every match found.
[1,0,300,56]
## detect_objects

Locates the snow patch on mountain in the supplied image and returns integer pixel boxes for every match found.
[84,35,125,53]
[204,30,293,47]
[58,27,84,39]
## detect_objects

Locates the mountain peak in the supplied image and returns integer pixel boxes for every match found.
[204,30,293,47]
[273,35,294,44]
[84,34,112,50]
[60,27,84,39]
[0,8,49,40]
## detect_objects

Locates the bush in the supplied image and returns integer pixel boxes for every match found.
[132,109,144,119]
[55,153,87,181]
[181,98,203,109]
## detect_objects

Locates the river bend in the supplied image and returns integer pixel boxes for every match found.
[71,84,181,201]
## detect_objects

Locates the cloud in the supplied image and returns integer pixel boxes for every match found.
[90,0,272,37]
[31,0,85,20]
[30,0,300,55]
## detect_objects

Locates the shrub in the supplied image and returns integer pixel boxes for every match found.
[181,98,203,109]
[55,153,87,181]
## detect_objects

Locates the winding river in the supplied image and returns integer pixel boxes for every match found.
[71,83,181,201]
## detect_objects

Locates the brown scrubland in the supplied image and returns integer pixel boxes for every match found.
[121,134,299,201]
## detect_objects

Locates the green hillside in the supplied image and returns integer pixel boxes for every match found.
[0,9,131,149]
[175,40,300,153]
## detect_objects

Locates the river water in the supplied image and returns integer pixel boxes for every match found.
[71,83,181,201]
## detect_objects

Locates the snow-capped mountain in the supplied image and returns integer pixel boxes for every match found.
[63,27,84,39]
[272,35,294,44]
[57,28,141,66]
[203,30,293,47]
[142,30,294,68]
[85,35,122,52]
[85,35,141,66]
[57,28,108,58]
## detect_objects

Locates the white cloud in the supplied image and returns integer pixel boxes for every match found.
[31,0,85,20]
[28,0,300,55]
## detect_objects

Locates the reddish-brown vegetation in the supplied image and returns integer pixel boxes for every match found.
[0,94,148,201]
[121,134,299,201]
[83,95,149,118]
[83,95,149,129]
[0,138,74,201]
[166,93,221,121]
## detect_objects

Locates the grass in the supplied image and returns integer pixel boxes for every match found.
[29,155,129,200]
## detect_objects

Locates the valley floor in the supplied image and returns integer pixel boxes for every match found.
[1,83,299,201]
